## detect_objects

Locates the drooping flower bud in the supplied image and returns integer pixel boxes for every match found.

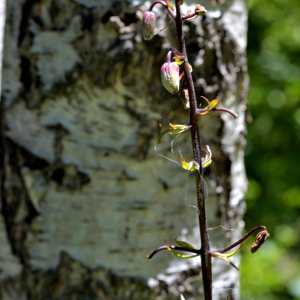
[143,11,156,40]
[161,62,180,94]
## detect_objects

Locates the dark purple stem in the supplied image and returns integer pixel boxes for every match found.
[174,1,212,299]
[147,245,201,259]
[149,1,176,19]
[213,226,267,254]
[197,107,239,118]
[182,12,197,21]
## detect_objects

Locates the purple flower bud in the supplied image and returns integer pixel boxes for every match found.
[161,62,180,94]
[143,11,156,40]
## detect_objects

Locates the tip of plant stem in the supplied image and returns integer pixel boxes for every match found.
[251,230,270,253]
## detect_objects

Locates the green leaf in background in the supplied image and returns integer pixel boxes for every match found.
[242,0,300,298]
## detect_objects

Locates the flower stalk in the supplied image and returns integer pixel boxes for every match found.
[173,1,212,298]
[144,1,269,299]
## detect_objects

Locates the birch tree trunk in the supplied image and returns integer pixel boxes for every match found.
[0,0,248,299]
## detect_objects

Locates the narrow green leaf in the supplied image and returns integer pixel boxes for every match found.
[198,109,210,115]
[157,129,172,144]
[157,124,189,144]
[202,158,212,168]
[202,145,212,168]
[168,129,186,135]
[223,243,243,258]
[212,252,240,270]
[175,237,196,249]
[165,240,199,259]
[169,123,188,130]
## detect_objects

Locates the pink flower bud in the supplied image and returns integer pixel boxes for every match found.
[143,11,156,40]
[161,62,180,94]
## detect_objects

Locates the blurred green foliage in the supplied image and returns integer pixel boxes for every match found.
[241,0,300,298]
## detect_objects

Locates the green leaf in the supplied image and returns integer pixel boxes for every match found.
[211,244,242,270]
[157,129,172,144]
[179,0,183,5]
[223,243,243,258]
[188,63,193,72]
[201,145,212,168]
[179,154,198,171]
[175,55,185,65]
[202,158,212,168]
[175,237,196,249]
[157,124,189,144]
[169,123,188,130]
[198,96,219,115]
[168,129,187,135]
[166,0,175,12]
[212,252,240,270]
[209,98,219,109]
[165,239,199,259]
[198,109,210,115]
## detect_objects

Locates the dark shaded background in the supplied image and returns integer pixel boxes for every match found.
[241,0,300,299]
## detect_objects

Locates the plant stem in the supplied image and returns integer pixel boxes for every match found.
[197,107,239,119]
[214,225,267,254]
[174,1,212,299]
[149,1,176,19]
[147,245,201,259]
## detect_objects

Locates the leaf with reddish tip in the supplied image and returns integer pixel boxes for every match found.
[165,239,199,259]
[175,237,196,249]
[157,124,189,144]
[198,109,210,115]
[201,145,212,168]
[169,123,188,130]
[168,129,187,135]
[179,153,199,171]
[175,55,186,65]
[199,97,219,115]
[158,118,164,128]
[166,0,175,11]
[209,98,219,108]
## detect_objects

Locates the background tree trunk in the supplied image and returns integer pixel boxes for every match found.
[0,0,248,299]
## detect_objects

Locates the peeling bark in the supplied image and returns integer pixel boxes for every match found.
[0,0,248,299]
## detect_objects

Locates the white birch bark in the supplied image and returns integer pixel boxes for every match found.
[0,0,7,95]
[0,0,248,299]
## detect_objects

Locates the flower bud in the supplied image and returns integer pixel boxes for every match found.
[143,11,156,40]
[161,62,180,94]
[251,230,270,253]
[195,4,207,16]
